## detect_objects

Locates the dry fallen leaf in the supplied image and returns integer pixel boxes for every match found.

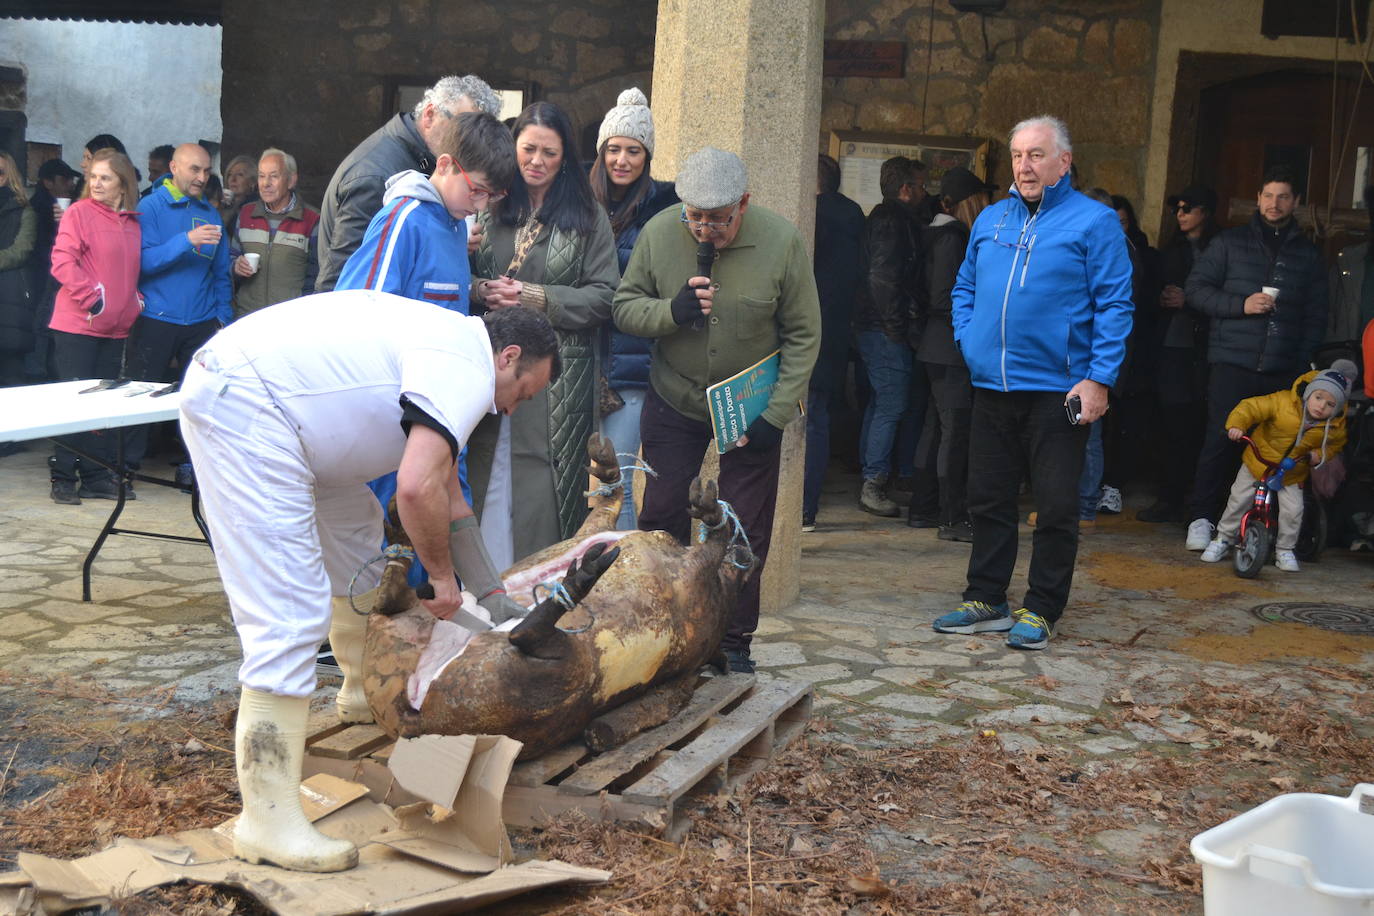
[1269,776,1297,792]
[1110,689,1135,705]
[847,870,891,897]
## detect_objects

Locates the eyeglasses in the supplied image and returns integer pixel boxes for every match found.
[1175,203,1199,214]
[680,204,738,231]
[455,161,505,204]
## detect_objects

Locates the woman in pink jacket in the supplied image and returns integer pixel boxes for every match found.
[48,148,143,505]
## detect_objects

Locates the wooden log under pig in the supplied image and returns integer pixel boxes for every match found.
[583,671,699,753]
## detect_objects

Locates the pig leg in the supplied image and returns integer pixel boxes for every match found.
[583,670,698,752]
[509,543,620,659]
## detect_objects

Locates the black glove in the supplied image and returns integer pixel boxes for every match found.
[739,416,783,452]
[670,281,706,326]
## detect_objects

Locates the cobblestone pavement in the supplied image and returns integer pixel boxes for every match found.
[3,443,1373,895]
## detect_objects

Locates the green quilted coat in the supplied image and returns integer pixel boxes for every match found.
[468,207,618,564]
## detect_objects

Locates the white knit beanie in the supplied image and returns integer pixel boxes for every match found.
[597,88,655,157]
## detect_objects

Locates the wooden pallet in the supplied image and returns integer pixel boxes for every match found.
[303,674,813,839]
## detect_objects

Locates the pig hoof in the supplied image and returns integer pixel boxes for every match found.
[687,477,722,528]
[587,433,620,485]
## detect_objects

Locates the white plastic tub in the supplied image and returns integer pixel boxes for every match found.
[1190,784,1374,915]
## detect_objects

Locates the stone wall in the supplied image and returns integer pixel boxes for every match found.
[820,0,1160,211]
[221,0,656,201]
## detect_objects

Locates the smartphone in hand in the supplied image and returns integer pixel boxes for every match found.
[1065,395,1083,425]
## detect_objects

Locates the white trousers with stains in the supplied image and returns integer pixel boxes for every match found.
[180,355,383,698]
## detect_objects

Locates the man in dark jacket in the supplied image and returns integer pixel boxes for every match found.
[25,159,80,381]
[316,74,500,292]
[804,154,865,530]
[1181,166,1328,550]
[853,155,925,517]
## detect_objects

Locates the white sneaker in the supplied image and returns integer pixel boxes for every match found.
[1200,537,1232,563]
[1186,518,1215,551]
[1097,485,1123,514]
[1275,549,1300,572]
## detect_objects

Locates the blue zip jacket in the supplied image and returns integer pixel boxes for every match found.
[951,177,1134,392]
[605,179,678,390]
[335,170,470,313]
[136,178,232,325]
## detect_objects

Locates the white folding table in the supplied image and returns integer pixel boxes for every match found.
[0,379,212,600]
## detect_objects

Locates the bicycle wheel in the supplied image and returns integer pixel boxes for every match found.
[1295,490,1328,561]
[1234,519,1271,579]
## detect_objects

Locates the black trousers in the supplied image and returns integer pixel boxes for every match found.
[926,361,973,525]
[50,331,126,483]
[1185,362,1297,523]
[122,315,218,468]
[964,388,1089,623]
[637,385,782,653]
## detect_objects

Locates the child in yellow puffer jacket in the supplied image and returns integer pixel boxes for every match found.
[1199,365,1353,572]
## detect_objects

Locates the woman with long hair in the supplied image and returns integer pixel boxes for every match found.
[0,151,37,387]
[910,167,992,541]
[588,88,678,529]
[1137,185,1220,522]
[47,149,144,504]
[469,101,618,568]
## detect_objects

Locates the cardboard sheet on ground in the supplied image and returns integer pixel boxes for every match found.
[0,734,609,914]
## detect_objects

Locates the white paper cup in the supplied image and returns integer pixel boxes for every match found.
[244,253,261,273]
[1261,285,1279,299]
[464,214,478,235]
[55,197,71,211]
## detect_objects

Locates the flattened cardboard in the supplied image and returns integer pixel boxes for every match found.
[5,735,609,914]
[386,734,477,808]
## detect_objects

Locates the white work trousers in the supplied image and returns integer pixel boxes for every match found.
[180,356,383,697]
[1215,465,1303,551]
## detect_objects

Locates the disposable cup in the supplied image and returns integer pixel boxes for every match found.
[1261,285,1279,299]
[465,214,478,235]
[244,253,261,273]
[56,197,71,211]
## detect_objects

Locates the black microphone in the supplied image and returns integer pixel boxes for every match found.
[694,241,714,329]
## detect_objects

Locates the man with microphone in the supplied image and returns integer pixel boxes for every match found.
[613,147,820,673]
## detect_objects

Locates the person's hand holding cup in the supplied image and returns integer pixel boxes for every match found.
[53,197,71,224]
[1244,285,1278,316]
[234,252,261,277]
[188,222,222,248]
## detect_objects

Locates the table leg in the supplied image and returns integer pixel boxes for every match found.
[82,428,130,602]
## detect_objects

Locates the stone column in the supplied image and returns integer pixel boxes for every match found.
[650,0,824,615]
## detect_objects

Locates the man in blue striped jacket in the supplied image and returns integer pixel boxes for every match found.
[932,115,1134,651]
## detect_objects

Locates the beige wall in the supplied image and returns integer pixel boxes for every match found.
[820,0,1159,210]
[1142,0,1351,239]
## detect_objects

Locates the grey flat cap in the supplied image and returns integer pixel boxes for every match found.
[676,147,748,210]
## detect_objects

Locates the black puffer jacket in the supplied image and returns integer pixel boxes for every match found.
[852,199,923,342]
[1185,212,1327,374]
[914,213,968,367]
[0,187,36,356]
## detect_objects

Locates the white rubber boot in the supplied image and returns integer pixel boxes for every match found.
[233,687,358,872]
[329,588,376,724]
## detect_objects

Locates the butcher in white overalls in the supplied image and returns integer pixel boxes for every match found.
[179,289,555,873]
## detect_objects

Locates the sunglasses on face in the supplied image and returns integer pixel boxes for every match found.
[1175,203,1200,214]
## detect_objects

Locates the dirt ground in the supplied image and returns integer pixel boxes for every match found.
[2,460,1373,914]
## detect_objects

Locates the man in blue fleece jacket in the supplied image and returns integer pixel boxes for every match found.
[932,115,1133,651]
[125,143,231,475]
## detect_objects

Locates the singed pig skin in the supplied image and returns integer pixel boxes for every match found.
[363,437,751,759]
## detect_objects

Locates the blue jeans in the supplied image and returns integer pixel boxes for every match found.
[600,388,645,530]
[803,388,830,521]
[856,330,912,481]
[1078,420,1103,521]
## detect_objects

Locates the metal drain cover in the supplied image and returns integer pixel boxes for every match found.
[1249,602,1374,636]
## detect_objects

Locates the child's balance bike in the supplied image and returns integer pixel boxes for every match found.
[1233,435,1306,579]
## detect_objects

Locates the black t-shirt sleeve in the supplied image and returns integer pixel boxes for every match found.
[399,396,459,460]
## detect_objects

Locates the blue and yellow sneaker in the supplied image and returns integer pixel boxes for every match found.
[1006,608,1054,650]
[932,600,1011,634]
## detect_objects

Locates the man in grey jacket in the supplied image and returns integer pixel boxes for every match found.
[316,74,501,292]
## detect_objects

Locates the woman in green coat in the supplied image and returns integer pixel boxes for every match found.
[470,101,618,569]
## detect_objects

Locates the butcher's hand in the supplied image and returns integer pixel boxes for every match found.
[1067,379,1109,425]
[449,516,527,624]
[419,574,463,620]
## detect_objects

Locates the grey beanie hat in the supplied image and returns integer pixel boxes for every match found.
[597,88,654,156]
[1306,369,1351,413]
[676,147,748,210]
[1329,358,1358,384]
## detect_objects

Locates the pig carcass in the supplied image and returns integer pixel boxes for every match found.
[361,434,754,758]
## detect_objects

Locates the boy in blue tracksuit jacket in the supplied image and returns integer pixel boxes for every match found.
[333,112,516,587]
[933,116,1133,653]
